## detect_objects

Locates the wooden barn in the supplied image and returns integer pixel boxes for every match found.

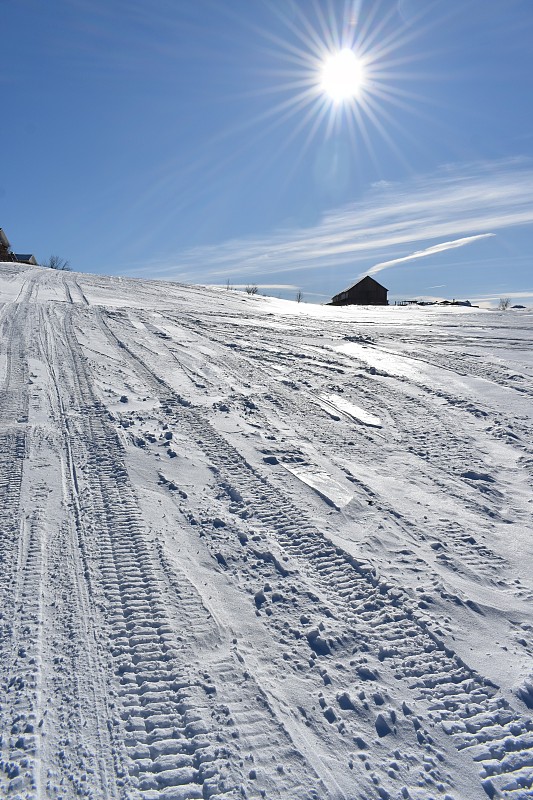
[329,276,388,306]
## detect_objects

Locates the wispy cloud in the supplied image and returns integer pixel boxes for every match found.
[130,158,533,283]
[364,233,495,279]
[472,290,533,301]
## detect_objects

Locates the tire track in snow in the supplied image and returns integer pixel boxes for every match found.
[167,406,533,799]
[124,308,529,539]
[37,304,128,799]
[49,306,235,800]
[2,293,123,798]
[96,307,333,799]
[177,318,529,593]
[0,514,45,798]
[156,316,512,596]
[0,301,73,798]
[396,340,533,400]
[102,311,533,800]
[0,302,31,793]
[62,274,90,306]
[153,541,329,800]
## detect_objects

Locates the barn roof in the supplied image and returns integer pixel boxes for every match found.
[346,275,388,292]
[333,275,388,297]
[14,254,38,265]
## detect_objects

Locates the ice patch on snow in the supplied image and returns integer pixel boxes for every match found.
[282,463,354,509]
[335,341,419,379]
[319,394,382,428]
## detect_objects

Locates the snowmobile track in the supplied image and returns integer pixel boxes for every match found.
[101,312,533,800]
[48,306,237,800]
[0,303,31,794]
[2,267,531,800]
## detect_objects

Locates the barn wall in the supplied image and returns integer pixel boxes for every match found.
[347,285,388,305]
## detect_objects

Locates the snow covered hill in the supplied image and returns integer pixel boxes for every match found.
[1,262,532,800]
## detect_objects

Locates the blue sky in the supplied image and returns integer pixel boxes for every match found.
[3,0,533,304]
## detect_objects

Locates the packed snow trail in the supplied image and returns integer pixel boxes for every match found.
[0,263,532,800]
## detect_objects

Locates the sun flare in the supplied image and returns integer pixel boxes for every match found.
[234,1,426,179]
[320,49,365,103]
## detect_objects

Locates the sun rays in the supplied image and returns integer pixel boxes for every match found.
[237,0,442,177]
[123,1,445,252]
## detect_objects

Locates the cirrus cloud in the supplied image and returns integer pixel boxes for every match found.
[364,233,496,279]
[130,158,533,286]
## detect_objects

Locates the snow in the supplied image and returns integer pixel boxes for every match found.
[319,394,382,428]
[1,262,532,800]
[281,463,355,510]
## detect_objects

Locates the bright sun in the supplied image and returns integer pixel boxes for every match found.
[320,48,365,103]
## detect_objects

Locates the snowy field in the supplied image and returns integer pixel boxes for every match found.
[1,262,532,800]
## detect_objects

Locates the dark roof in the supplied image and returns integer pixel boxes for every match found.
[332,275,388,299]
[14,254,38,265]
[348,275,388,292]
